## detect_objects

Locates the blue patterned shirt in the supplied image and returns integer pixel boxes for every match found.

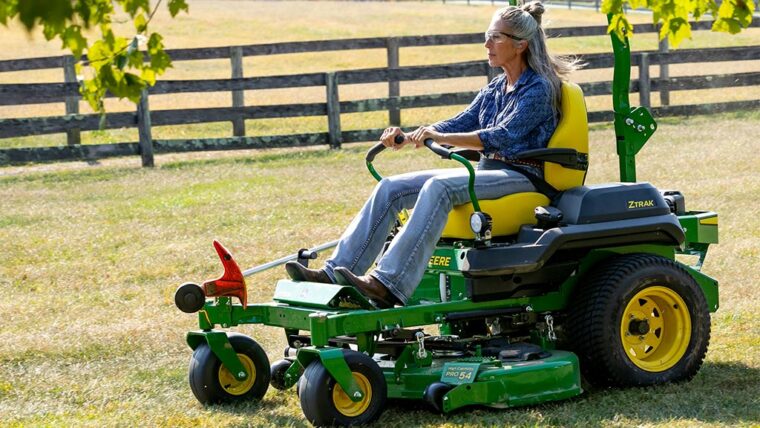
[432,67,557,159]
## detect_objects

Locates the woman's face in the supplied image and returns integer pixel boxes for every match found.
[484,16,526,68]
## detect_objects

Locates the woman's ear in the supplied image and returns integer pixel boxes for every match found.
[516,39,529,55]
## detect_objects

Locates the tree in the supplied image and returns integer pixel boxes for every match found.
[0,0,188,113]
[0,0,754,113]
[605,0,755,46]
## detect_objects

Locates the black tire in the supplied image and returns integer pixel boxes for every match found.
[188,333,271,404]
[270,359,294,390]
[175,282,205,313]
[566,253,710,387]
[298,350,387,426]
[423,382,452,413]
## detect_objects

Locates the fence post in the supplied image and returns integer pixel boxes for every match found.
[230,46,246,137]
[658,37,670,106]
[638,53,651,109]
[386,37,401,127]
[595,0,600,11]
[63,55,81,146]
[326,72,342,149]
[137,89,155,167]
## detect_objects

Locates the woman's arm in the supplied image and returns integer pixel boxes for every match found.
[407,127,484,150]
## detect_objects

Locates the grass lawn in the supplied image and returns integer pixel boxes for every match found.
[1,108,759,426]
[1,1,759,427]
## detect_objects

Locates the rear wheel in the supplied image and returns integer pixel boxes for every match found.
[298,350,387,426]
[188,333,271,404]
[567,253,710,386]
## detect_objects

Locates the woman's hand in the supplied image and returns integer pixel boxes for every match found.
[408,126,444,148]
[380,127,408,150]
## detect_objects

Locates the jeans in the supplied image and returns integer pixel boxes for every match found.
[324,159,536,304]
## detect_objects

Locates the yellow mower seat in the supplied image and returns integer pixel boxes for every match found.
[441,82,589,239]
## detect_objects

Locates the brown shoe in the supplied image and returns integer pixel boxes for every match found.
[285,261,333,284]
[333,267,400,309]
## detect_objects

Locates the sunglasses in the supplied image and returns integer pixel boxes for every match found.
[484,31,523,43]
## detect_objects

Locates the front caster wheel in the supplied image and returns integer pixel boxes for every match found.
[270,359,296,390]
[188,333,271,404]
[298,350,386,426]
[423,382,452,413]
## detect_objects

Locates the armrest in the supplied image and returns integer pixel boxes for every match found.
[515,148,588,171]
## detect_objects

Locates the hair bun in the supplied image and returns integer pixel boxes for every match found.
[522,1,545,25]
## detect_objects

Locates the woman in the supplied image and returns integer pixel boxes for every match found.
[286,1,579,308]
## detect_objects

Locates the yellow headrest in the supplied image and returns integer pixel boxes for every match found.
[545,82,589,191]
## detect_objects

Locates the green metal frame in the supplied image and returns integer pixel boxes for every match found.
[608,15,658,183]
[187,239,717,408]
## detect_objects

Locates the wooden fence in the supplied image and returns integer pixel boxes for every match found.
[1,20,759,166]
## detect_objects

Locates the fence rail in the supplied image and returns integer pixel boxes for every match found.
[1,20,759,166]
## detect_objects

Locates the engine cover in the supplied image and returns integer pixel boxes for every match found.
[557,182,671,224]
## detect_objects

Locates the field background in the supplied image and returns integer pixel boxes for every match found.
[1,1,759,427]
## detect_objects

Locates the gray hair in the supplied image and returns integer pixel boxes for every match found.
[495,1,581,112]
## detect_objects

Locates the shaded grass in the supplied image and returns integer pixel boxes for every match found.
[0,108,758,426]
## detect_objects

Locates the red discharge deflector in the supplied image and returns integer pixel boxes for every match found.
[202,240,248,308]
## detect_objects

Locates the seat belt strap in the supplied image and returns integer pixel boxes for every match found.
[503,164,562,203]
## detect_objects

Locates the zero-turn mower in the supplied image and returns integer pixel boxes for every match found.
[174,19,718,427]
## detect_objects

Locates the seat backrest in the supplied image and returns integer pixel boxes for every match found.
[545,82,589,191]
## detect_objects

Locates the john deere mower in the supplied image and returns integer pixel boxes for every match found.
[173,21,719,426]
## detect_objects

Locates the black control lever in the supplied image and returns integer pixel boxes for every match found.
[366,134,406,162]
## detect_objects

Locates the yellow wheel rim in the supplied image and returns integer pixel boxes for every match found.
[332,372,373,417]
[218,353,256,395]
[620,286,691,372]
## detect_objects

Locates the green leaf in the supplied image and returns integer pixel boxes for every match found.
[168,0,189,17]
[601,0,623,15]
[101,25,116,50]
[145,32,172,74]
[127,44,144,68]
[0,1,12,26]
[81,76,106,114]
[87,40,111,71]
[61,25,87,58]
[666,17,692,47]
[691,0,718,20]
[115,53,127,70]
[134,13,147,33]
[723,0,755,26]
[629,0,649,11]
[712,17,742,33]
[123,73,146,103]
[16,0,72,31]
[119,0,150,16]
[140,68,156,86]
[607,13,633,43]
